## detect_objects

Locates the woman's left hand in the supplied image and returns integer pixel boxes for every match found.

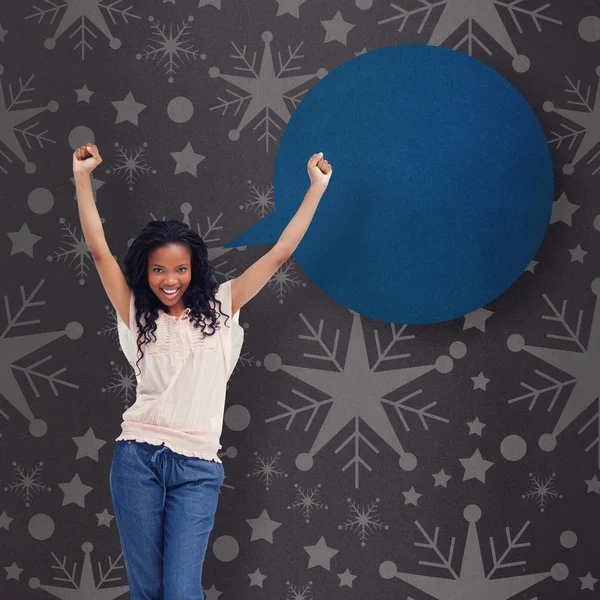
[308,152,333,187]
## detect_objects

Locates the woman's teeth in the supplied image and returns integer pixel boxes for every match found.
[161,288,180,297]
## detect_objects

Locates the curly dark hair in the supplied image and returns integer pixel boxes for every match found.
[123,219,230,375]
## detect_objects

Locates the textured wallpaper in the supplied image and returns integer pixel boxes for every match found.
[1,0,600,599]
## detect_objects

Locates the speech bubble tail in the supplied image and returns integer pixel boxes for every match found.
[224,209,289,248]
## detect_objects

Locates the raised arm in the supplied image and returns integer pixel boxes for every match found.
[74,144,132,328]
[230,152,333,316]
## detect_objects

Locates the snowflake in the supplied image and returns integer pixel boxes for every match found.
[149,203,239,280]
[378,0,561,73]
[101,360,136,407]
[285,580,314,600]
[208,31,328,151]
[247,451,287,490]
[507,279,600,468]
[265,313,463,488]
[287,483,328,523]
[543,67,600,176]
[338,497,388,546]
[97,303,119,340]
[522,472,562,512]
[268,258,306,304]
[242,180,275,218]
[4,461,51,506]
[0,66,58,174]
[29,541,129,596]
[105,142,156,191]
[380,504,567,598]
[136,15,205,83]
[25,0,140,60]
[47,218,95,285]
[0,280,79,437]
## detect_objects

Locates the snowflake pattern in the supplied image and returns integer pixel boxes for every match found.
[338,497,388,546]
[0,279,80,437]
[209,31,328,151]
[105,142,156,191]
[97,303,119,340]
[379,504,567,598]
[287,483,328,523]
[29,541,129,596]
[247,451,287,490]
[378,0,561,72]
[242,180,275,218]
[25,0,140,60]
[522,472,562,512]
[136,15,205,83]
[543,66,600,176]
[507,279,600,468]
[149,203,239,280]
[101,360,136,407]
[4,461,51,506]
[268,258,306,304]
[285,580,314,600]
[265,313,463,487]
[0,66,58,174]
[47,218,95,285]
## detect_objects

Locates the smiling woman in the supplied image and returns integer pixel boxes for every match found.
[72,141,332,598]
[147,244,192,318]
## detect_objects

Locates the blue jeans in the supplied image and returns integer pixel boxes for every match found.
[109,439,225,599]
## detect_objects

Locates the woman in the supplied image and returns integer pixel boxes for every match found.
[72,143,332,598]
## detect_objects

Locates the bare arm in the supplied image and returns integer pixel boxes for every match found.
[74,144,132,328]
[74,171,109,257]
[274,181,328,260]
[230,153,332,315]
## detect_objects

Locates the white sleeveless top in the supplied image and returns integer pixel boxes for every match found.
[114,279,244,463]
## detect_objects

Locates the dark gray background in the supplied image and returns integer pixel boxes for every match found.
[1,0,599,598]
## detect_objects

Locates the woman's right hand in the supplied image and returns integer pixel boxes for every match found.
[73,143,103,176]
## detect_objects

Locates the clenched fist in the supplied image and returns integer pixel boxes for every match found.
[73,143,103,176]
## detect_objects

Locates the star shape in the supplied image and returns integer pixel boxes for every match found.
[96,509,115,527]
[433,468,452,488]
[338,568,357,587]
[204,584,223,599]
[321,10,355,45]
[466,417,486,436]
[471,371,490,391]
[463,308,493,332]
[171,142,205,176]
[112,91,146,125]
[58,473,93,507]
[550,192,579,226]
[402,486,422,506]
[73,427,107,461]
[0,24,7,42]
[276,0,306,18]
[585,474,600,494]
[246,509,281,543]
[5,562,23,581]
[248,568,267,587]
[459,449,493,483]
[569,244,587,263]
[579,572,598,591]
[7,223,41,257]
[0,511,14,530]
[75,84,94,103]
[304,536,339,570]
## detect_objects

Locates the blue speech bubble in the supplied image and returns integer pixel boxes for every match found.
[224,45,553,324]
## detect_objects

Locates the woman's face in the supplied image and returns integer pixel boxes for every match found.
[147,243,192,308]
